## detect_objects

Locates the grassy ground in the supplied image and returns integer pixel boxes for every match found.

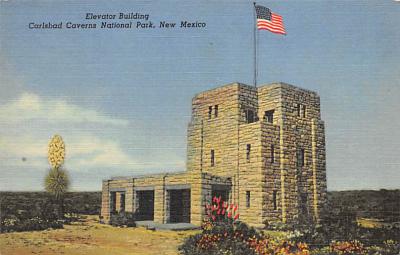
[0,215,199,255]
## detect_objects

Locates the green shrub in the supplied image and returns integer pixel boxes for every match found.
[179,197,312,255]
[179,197,254,255]
[179,221,258,255]
[0,191,100,233]
[0,194,65,233]
[109,212,136,227]
[309,240,400,255]
[286,202,400,248]
[365,240,400,255]
[0,214,63,233]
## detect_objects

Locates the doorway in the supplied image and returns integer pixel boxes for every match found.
[168,189,191,223]
[136,190,155,220]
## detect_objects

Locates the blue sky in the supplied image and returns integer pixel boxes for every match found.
[0,0,399,191]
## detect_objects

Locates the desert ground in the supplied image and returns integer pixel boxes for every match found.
[0,215,199,255]
[1,190,398,255]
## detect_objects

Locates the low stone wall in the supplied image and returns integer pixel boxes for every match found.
[101,172,231,226]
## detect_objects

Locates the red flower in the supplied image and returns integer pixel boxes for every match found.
[234,213,239,220]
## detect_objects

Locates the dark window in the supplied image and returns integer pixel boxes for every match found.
[302,105,306,118]
[265,110,274,123]
[297,148,305,167]
[214,105,218,117]
[300,193,309,214]
[246,144,251,162]
[271,144,275,163]
[120,193,125,212]
[110,192,116,213]
[211,149,215,167]
[296,104,301,117]
[273,190,277,210]
[246,191,251,208]
[208,106,213,119]
[245,109,255,123]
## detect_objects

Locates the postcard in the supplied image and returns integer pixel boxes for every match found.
[0,1,399,254]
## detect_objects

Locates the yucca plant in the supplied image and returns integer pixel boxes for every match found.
[45,135,69,219]
[45,167,69,200]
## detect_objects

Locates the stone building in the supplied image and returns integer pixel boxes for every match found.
[101,82,327,227]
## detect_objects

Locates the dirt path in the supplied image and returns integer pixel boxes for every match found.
[0,216,199,255]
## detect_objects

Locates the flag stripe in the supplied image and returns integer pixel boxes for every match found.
[257,20,286,34]
[257,21,285,30]
[257,25,285,32]
[272,14,282,20]
[258,27,286,35]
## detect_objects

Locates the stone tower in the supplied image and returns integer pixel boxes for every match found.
[186,82,327,226]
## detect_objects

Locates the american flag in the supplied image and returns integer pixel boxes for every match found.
[255,5,286,35]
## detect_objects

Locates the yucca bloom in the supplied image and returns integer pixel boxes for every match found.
[48,135,65,169]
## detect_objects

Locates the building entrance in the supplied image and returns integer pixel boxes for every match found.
[168,189,191,223]
[136,190,154,220]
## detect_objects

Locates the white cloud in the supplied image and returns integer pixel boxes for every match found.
[0,92,135,171]
[67,136,137,169]
[0,92,129,126]
[0,91,186,190]
[0,135,47,158]
[0,134,137,171]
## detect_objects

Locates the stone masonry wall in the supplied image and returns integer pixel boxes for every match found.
[257,85,283,224]
[101,178,133,222]
[186,83,269,227]
[237,122,263,227]
[101,171,230,226]
[260,122,282,224]
[185,82,327,225]
[187,83,242,177]
[273,83,326,223]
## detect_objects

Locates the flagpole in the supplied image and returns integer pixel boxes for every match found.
[253,2,257,88]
